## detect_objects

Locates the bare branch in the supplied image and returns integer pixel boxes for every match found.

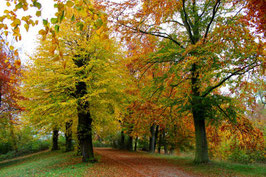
[202,61,260,97]
[203,0,221,41]
[181,0,195,44]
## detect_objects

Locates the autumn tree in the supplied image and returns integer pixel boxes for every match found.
[20,35,77,151]
[108,0,265,163]
[0,36,22,152]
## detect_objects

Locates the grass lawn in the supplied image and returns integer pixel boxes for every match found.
[0,151,93,177]
[152,153,266,177]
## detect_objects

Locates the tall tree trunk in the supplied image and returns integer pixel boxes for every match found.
[154,125,159,151]
[65,121,73,152]
[149,124,155,153]
[134,137,138,151]
[52,129,59,151]
[120,130,125,149]
[191,63,209,163]
[74,55,95,162]
[76,81,95,162]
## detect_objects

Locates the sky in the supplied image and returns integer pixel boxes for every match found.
[0,0,57,64]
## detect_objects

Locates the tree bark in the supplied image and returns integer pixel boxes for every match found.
[77,97,94,162]
[65,121,73,152]
[73,54,95,162]
[191,63,209,163]
[76,81,95,162]
[52,129,59,151]
[193,115,209,163]
[149,124,155,153]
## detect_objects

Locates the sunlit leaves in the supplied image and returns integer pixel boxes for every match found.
[43,19,48,26]
[55,25,59,33]
[33,1,42,10]
[36,11,41,17]
[15,3,23,9]
[51,18,58,24]
[66,1,74,7]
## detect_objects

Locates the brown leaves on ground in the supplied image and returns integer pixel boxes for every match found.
[86,148,198,177]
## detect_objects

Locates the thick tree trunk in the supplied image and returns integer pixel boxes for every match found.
[134,137,138,151]
[65,121,73,152]
[149,124,155,153]
[77,100,94,162]
[191,63,209,163]
[192,114,209,163]
[52,129,59,151]
[73,54,95,162]
[76,81,95,162]
[120,130,125,149]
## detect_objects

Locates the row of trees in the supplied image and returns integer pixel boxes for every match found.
[0,0,265,164]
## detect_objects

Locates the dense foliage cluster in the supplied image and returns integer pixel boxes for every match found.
[0,0,264,164]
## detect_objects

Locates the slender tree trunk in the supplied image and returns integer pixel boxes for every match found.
[65,121,73,152]
[120,130,125,149]
[191,63,209,163]
[52,129,59,151]
[149,124,155,153]
[134,137,138,151]
[154,125,159,151]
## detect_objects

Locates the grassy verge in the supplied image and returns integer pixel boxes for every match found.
[152,153,266,177]
[0,151,93,177]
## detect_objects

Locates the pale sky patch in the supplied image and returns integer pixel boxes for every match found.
[0,0,57,64]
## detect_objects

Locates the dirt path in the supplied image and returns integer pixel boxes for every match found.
[0,149,49,165]
[86,148,198,177]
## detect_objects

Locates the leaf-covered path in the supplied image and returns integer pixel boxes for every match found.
[87,148,197,177]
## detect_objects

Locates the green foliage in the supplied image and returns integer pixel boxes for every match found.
[0,139,50,161]
[228,148,265,164]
